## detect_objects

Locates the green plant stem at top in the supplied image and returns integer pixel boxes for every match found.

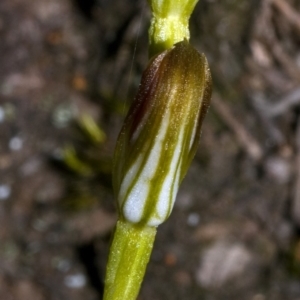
[148,0,199,56]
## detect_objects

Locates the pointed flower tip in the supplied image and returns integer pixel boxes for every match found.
[113,41,212,227]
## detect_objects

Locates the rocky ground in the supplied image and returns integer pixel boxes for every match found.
[1,0,300,299]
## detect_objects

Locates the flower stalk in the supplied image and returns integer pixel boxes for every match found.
[103,220,156,300]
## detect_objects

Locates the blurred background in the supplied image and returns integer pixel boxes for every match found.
[1,0,300,299]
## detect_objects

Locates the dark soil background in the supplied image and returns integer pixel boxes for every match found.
[1,0,300,299]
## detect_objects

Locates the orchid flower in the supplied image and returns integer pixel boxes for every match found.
[103,1,212,299]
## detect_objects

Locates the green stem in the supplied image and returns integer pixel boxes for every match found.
[103,220,157,300]
[148,0,199,56]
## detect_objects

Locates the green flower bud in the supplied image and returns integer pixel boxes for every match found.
[113,41,212,227]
